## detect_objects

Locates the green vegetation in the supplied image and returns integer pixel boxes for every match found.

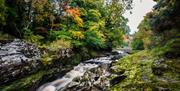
[0,67,70,91]
[0,0,131,50]
[132,0,180,50]
[111,48,180,91]
[111,0,180,90]
[131,38,144,50]
[0,71,46,91]
[1,0,180,90]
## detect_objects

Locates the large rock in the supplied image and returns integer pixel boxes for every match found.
[0,39,41,84]
[64,65,111,91]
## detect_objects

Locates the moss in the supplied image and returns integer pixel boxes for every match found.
[0,68,62,91]
[110,49,180,91]
[0,71,45,91]
[40,53,55,65]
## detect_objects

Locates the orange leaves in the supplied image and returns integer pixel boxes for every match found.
[66,8,84,27]
[66,8,81,17]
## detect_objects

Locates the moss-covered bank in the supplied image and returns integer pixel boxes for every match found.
[110,44,180,91]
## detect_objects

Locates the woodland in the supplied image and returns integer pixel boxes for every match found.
[0,0,179,91]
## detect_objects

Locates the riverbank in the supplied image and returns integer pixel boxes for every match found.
[110,47,180,91]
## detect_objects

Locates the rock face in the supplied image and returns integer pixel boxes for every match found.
[0,39,41,84]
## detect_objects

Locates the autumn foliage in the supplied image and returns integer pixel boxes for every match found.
[66,8,84,27]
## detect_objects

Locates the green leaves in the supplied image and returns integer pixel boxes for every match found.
[87,9,101,22]
[84,31,105,49]
[48,30,72,41]
[1,0,130,50]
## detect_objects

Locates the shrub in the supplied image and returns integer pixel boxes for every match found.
[132,38,144,50]
[24,28,43,45]
[48,30,72,41]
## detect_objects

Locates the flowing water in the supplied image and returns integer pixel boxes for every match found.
[38,51,127,91]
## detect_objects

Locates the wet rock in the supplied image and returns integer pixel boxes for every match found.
[110,75,127,85]
[0,39,41,84]
[111,54,123,60]
[63,65,111,91]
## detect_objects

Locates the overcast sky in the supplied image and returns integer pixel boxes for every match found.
[123,0,156,34]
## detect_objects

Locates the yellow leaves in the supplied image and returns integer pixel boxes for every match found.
[97,31,106,42]
[99,20,105,29]
[88,23,99,31]
[66,8,84,27]
[73,15,84,27]
[87,20,105,31]
[71,31,84,40]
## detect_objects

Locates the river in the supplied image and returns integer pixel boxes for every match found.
[37,50,128,91]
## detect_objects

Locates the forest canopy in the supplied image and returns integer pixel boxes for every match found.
[0,0,132,50]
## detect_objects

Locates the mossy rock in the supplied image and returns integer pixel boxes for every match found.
[0,68,66,91]
[110,49,180,91]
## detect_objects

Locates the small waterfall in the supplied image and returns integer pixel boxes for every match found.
[38,51,127,91]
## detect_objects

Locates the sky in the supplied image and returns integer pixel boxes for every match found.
[123,0,156,34]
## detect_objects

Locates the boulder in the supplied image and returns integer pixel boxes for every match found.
[0,39,41,84]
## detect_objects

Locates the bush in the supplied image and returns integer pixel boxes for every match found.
[48,30,72,41]
[132,38,144,50]
[24,28,43,45]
